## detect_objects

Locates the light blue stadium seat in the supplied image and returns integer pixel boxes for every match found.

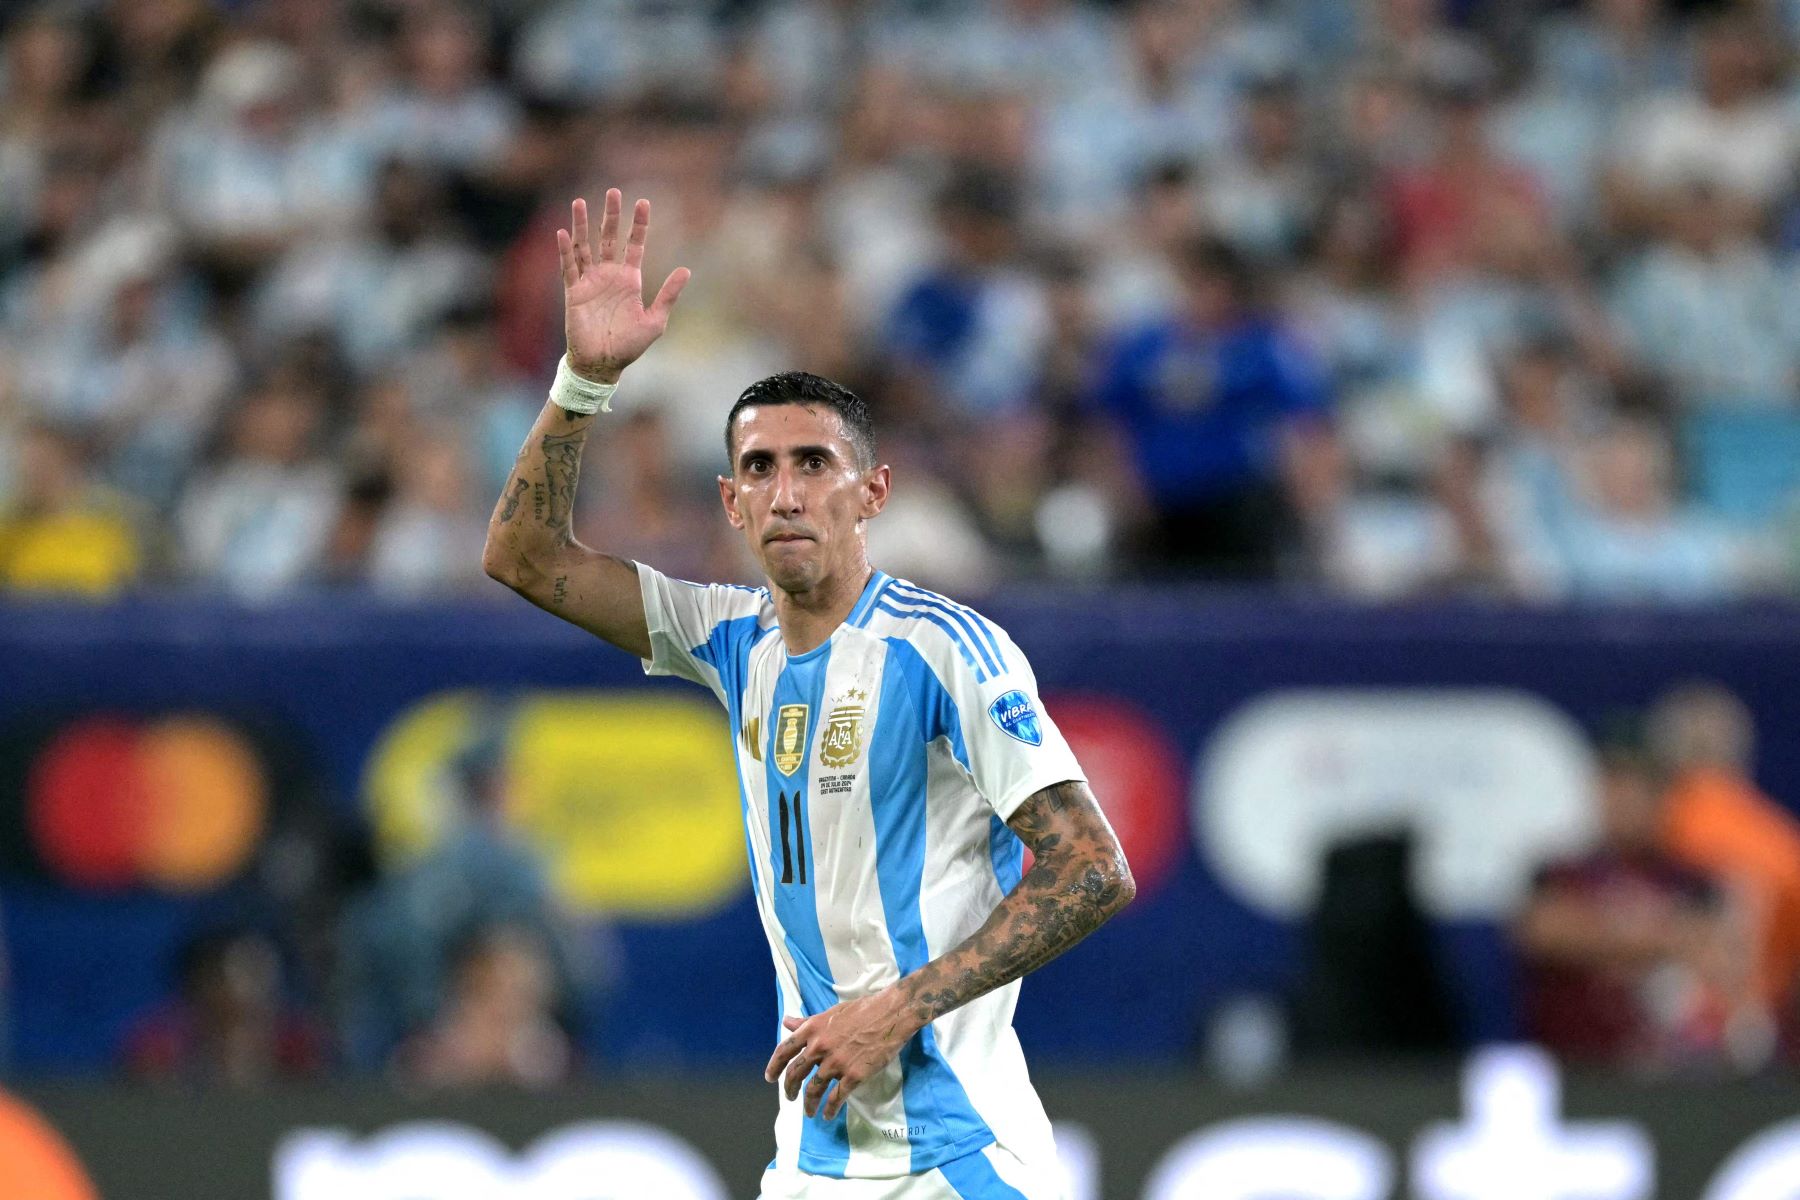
[1682,409,1800,525]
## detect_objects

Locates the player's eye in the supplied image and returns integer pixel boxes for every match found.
[805,455,826,471]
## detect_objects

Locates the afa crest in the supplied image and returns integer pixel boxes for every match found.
[773,704,809,776]
[819,688,868,769]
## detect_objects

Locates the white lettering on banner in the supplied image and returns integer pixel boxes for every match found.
[273,1120,728,1200]
[261,1055,1800,1200]
[1701,1119,1800,1200]
[1140,1117,1393,1200]
[1196,691,1596,919]
[1412,1047,1653,1200]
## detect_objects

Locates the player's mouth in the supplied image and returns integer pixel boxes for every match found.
[765,531,815,545]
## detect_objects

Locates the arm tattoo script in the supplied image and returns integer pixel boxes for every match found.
[541,431,584,533]
[901,780,1134,1028]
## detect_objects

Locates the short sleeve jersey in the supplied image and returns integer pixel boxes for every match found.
[637,564,1085,1180]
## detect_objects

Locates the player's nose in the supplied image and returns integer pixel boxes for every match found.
[770,466,804,514]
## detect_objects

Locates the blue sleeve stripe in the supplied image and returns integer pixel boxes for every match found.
[848,571,893,628]
[886,581,1006,672]
[874,600,988,682]
[879,587,1000,677]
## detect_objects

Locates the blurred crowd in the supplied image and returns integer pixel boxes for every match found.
[9,0,1800,599]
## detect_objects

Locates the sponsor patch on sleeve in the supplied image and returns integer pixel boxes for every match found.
[988,690,1043,746]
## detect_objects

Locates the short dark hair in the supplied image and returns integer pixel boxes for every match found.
[724,371,876,470]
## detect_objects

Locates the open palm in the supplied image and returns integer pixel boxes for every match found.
[557,189,690,383]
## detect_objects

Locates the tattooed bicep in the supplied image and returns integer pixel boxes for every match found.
[1006,779,1108,854]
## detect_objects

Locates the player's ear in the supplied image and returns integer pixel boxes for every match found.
[861,463,891,519]
[719,474,745,529]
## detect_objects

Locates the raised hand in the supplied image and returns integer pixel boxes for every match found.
[556,189,690,384]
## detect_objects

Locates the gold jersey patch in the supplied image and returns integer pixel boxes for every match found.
[773,704,809,776]
[819,687,868,769]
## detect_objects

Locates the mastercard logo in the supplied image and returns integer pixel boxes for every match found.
[24,715,268,891]
[0,1090,97,1200]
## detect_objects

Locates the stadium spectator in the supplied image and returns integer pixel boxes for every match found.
[0,422,142,596]
[0,10,92,259]
[1610,13,1796,231]
[252,158,488,373]
[1478,336,1605,597]
[365,4,519,178]
[584,408,741,584]
[366,433,488,597]
[1515,734,1762,1071]
[1651,683,1800,1026]
[337,716,587,1068]
[1611,180,1800,410]
[1092,234,1335,577]
[1203,66,1318,263]
[1383,49,1553,290]
[25,223,238,511]
[148,41,349,275]
[1031,0,1234,225]
[1529,0,1687,107]
[123,928,325,1087]
[882,168,1051,422]
[1553,417,1746,602]
[393,923,573,1089]
[177,373,339,598]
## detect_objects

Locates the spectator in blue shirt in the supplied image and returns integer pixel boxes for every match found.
[882,168,1051,421]
[1092,235,1336,577]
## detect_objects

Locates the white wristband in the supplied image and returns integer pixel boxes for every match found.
[550,355,617,415]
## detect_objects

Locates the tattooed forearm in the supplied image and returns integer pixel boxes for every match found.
[541,431,583,532]
[482,406,593,581]
[898,780,1134,1028]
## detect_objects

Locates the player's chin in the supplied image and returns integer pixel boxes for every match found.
[760,541,820,589]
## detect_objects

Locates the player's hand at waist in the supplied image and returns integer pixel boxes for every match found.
[763,986,924,1121]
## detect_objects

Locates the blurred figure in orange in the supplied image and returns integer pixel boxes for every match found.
[394,923,572,1089]
[0,422,142,596]
[1651,682,1800,1029]
[1515,733,1762,1071]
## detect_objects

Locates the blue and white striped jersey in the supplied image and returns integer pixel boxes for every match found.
[637,563,1086,1180]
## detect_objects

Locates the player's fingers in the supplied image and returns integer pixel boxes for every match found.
[783,1016,803,1031]
[598,188,622,261]
[570,198,592,272]
[649,266,690,324]
[624,198,650,269]
[782,1049,817,1100]
[803,1069,835,1118]
[764,1029,806,1082]
[821,1074,859,1122]
[556,229,578,288]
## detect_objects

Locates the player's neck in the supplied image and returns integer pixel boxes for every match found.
[771,561,875,657]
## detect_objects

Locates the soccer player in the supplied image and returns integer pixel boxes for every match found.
[482,190,1135,1200]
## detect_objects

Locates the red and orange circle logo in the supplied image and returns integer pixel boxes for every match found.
[25,716,268,891]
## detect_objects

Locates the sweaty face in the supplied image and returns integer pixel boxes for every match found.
[721,404,885,596]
